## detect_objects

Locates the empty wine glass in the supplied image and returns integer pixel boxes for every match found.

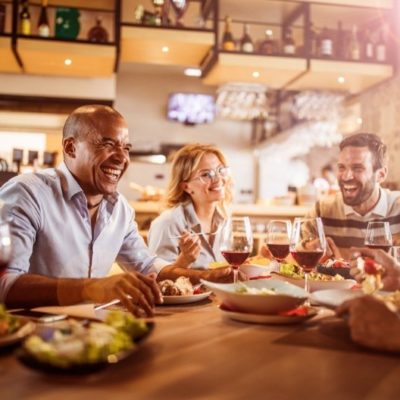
[364,221,392,252]
[289,217,326,297]
[220,217,253,284]
[0,219,12,275]
[266,220,291,265]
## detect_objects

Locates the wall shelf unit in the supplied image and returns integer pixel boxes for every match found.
[0,35,21,73]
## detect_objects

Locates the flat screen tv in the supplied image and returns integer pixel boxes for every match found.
[167,93,215,125]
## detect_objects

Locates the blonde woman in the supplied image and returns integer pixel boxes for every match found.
[151,143,239,283]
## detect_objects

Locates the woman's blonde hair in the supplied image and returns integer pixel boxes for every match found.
[165,143,233,213]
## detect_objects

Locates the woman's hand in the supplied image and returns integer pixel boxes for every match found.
[204,266,247,283]
[176,231,201,268]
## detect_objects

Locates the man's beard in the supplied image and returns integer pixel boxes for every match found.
[340,179,376,206]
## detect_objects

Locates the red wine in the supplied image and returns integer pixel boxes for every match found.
[267,243,289,261]
[291,251,323,272]
[366,244,392,253]
[221,251,250,268]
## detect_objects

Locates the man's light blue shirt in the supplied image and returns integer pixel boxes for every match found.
[0,162,161,301]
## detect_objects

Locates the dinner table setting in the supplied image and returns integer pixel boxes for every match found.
[1,216,400,399]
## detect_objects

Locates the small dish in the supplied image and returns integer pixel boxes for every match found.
[311,289,364,309]
[162,291,212,305]
[239,264,274,279]
[0,317,36,348]
[202,279,308,315]
[219,304,318,325]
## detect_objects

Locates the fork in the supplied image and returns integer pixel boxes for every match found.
[168,225,223,239]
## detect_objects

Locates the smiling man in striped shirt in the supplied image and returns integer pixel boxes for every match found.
[307,133,400,260]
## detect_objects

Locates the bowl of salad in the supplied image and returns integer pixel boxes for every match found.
[201,279,308,315]
[17,311,153,374]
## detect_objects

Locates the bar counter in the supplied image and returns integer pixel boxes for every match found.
[1,297,399,400]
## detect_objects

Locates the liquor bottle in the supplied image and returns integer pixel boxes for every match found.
[309,22,318,57]
[282,28,296,55]
[336,21,345,59]
[319,27,333,57]
[376,29,387,62]
[348,25,361,61]
[88,17,109,43]
[19,0,31,35]
[364,29,374,61]
[240,24,254,53]
[259,29,274,55]
[0,4,5,34]
[37,0,50,37]
[222,16,235,51]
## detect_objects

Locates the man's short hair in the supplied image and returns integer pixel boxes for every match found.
[339,133,387,170]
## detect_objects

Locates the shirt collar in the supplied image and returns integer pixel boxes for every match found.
[57,162,119,205]
[182,201,225,232]
[343,188,387,217]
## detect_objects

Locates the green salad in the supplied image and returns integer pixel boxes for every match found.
[279,263,344,281]
[23,311,149,368]
[0,304,21,336]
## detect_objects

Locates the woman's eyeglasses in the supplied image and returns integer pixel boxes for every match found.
[190,166,230,184]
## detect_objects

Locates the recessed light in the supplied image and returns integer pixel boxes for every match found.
[184,68,202,77]
[64,58,72,66]
[252,71,260,78]
[162,46,169,53]
[265,29,273,36]
[337,76,345,84]
[357,117,363,125]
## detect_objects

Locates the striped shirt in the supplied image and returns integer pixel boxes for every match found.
[306,188,400,259]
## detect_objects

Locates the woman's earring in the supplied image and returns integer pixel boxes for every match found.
[191,191,194,194]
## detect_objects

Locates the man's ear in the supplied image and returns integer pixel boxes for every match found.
[63,137,76,158]
[376,166,388,183]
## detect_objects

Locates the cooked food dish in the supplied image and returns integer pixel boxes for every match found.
[356,257,383,294]
[317,259,352,279]
[22,311,149,368]
[235,286,277,295]
[279,263,345,281]
[158,277,195,296]
[0,304,21,336]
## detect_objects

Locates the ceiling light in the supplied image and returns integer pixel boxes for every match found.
[64,58,72,66]
[162,46,169,53]
[252,71,260,78]
[184,68,202,77]
[337,76,345,84]
[357,117,363,125]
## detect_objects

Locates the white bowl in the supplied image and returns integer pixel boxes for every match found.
[239,264,273,279]
[201,279,308,315]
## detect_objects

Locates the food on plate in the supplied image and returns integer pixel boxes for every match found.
[279,263,345,281]
[356,257,383,294]
[158,276,195,296]
[235,285,277,295]
[208,261,229,269]
[377,291,400,310]
[246,255,271,266]
[23,311,148,368]
[0,304,21,336]
[317,258,352,279]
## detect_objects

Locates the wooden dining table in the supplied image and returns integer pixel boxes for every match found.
[1,296,400,400]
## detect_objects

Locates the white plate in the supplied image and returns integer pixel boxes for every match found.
[271,272,356,292]
[311,289,364,309]
[202,279,307,315]
[219,305,318,325]
[239,264,274,279]
[162,291,212,305]
[0,318,36,348]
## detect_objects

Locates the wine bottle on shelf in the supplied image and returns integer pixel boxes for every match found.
[335,21,345,59]
[259,29,274,55]
[19,0,31,36]
[348,25,361,61]
[364,29,374,61]
[376,29,387,62]
[319,27,333,58]
[37,0,50,37]
[240,23,254,53]
[88,17,109,43]
[222,16,235,51]
[282,28,296,55]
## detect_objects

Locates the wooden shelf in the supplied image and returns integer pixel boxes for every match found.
[17,38,116,77]
[120,25,215,66]
[202,52,307,87]
[0,36,21,74]
[286,59,393,93]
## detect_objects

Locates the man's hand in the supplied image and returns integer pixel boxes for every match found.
[82,272,162,317]
[320,237,342,263]
[336,295,400,352]
[176,231,201,267]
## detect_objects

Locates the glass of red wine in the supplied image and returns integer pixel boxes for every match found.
[289,217,326,296]
[266,220,291,266]
[0,220,11,275]
[364,221,392,252]
[220,217,253,284]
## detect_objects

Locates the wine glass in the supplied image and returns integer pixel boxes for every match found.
[364,221,392,252]
[170,0,188,27]
[289,217,326,296]
[0,219,12,275]
[220,217,253,284]
[266,220,291,266]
